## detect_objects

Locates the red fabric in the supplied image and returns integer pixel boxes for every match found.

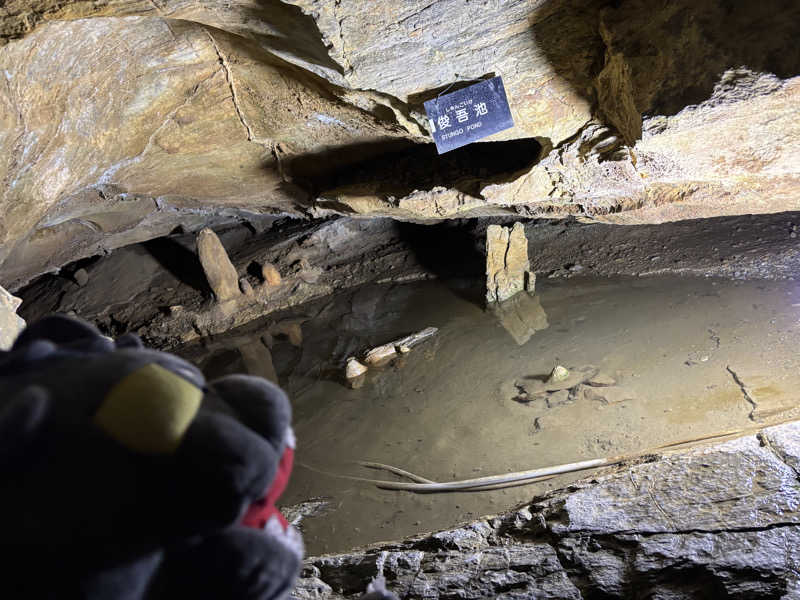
[241,443,294,531]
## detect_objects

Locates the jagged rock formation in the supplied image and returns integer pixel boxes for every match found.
[486,222,535,303]
[292,421,800,599]
[0,285,24,349]
[1,0,799,288]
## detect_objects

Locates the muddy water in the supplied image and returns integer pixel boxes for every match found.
[179,276,800,555]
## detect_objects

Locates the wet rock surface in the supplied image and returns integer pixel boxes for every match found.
[292,422,800,599]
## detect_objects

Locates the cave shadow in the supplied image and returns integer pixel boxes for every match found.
[288,137,542,201]
[531,0,800,144]
[248,0,344,75]
[397,221,487,308]
[142,236,210,293]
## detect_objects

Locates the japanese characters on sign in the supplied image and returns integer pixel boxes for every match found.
[423,76,514,154]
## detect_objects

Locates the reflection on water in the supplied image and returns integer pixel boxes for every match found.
[177,276,800,554]
[490,292,549,345]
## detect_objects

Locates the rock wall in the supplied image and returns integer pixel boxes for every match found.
[1,0,799,286]
[0,285,25,349]
[292,421,800,599]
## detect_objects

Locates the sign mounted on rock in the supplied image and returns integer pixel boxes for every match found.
[424,76,514,154]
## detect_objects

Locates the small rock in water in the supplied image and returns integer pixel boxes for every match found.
[345,357,368,389]
[74,268,89,287]
[346,356,368,378]
[547,365,570,383]
[364,343,397,366]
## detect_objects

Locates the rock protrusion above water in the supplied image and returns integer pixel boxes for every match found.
[486,222,535,303]
[0,285,25,350]
[345,357,368,389]
[196,228,241,303]
[547,365,570,383]
[509,365,632,407]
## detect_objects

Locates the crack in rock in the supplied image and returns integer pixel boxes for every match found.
[204,29,268,146]
[726,365,758,420]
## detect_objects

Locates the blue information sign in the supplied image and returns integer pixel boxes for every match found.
[423,76,514,154]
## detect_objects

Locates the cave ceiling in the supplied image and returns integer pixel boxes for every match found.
[1,0,799,287]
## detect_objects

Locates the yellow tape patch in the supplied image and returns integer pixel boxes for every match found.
[93,363,202,454]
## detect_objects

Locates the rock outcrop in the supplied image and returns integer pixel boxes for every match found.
[486,222,535,303]
[196,228,242,303]
[291,421,800,599]
[0,285,25,349]
[1,0,799,287]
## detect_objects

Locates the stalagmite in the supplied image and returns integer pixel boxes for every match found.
[261,262,282,286]
[196,228,241,303]
[485,222,535,303]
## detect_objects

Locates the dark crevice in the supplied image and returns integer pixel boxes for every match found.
[298,138,542,201]
[533,0,800,147]
[141,237,209,293]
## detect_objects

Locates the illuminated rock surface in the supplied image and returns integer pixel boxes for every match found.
[1,0,799,287]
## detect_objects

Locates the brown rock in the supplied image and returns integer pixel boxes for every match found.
[261,262,282,287]
[196,228,241,303]
[486,222,535,303]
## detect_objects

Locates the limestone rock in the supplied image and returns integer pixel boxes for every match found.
[239,278,254,296]
[485,222,535,303]
[0,11,409,288]
[547,365,570,383]
[73,268,89,287]
[1,0,800,287]
[345,357,368,389]
[292,421,800,599]
[0,285,25,350]
[261,262,282,287]
[363,343,397,367]
[196,228,241,303]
